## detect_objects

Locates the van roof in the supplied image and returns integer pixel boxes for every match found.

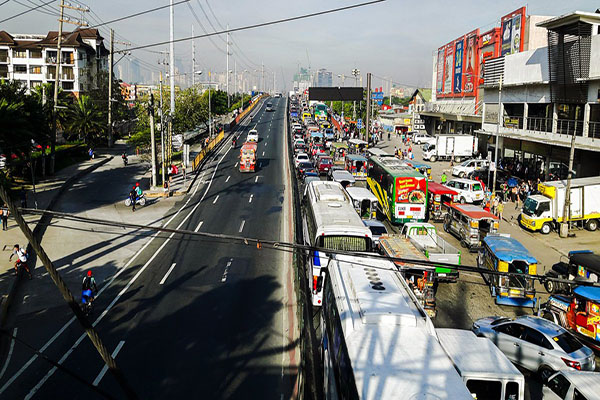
[437,329,524,380]
[555,370,600,399]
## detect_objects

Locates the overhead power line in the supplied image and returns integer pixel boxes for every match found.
[0,0,11,7]
[115,0,386,53]
[0,0,55,23]
[87,0,190,29]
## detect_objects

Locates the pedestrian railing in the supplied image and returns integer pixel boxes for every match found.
[192,130,224,171]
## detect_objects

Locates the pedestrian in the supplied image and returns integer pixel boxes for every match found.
[515,186,521,210]
[497,199,504,221]
[10,244,32,279]
[492,196,499,216]
[88,148,94,159]
[511,185,518,203]
[20,188,27,209]
[441,171,448,184]
[387,131,390,141]
[0,203,8,230]
[129,185,137,212]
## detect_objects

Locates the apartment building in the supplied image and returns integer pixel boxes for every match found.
[479,11,600,179]
[0,28,108,95]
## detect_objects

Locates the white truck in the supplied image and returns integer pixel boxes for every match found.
[422,134,478,163]
[519,176,600,234]
[400,222,461,281]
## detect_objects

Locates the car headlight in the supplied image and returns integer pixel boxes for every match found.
[472,323,480,330]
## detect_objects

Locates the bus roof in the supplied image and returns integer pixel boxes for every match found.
[437,329,524,380]
[307,181,371,237]
[370,156,425,178]
[329,255,472,400]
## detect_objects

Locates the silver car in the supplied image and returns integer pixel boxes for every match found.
[472,315,595,381]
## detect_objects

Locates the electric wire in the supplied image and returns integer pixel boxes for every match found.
[186,2,226,55]
[194,0,226,44]
[86,0,191,29]
[19,207,599,288]
[114,0,386,53]
[0,0,11,7]
[0,0,56,23]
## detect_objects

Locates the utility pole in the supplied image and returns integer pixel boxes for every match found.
[51,0,65,176]
[560,125,577,237]
[149,94,157,187]
[0,186,139,400]
[234,60,237,103]
[261,61,264,93]
[226,24,230,109]
[273,72,275,95]
[107,29,114,147]
[352,68,360,120]
[191,25,195,86]
[160,73,165,186]
[208,71,212,138]
[365,72,372,144]
[490,75,502,196]
[169,0,175,168]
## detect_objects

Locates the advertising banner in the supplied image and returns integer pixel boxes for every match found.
[453,38,464,94]
[443,43,454,94]
[462,29,479,96]
[501,7,526,56]
[436,47,444,94]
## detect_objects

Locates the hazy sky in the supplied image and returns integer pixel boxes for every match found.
[1,0,596,91]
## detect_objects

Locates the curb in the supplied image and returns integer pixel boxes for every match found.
[0,155,113,338]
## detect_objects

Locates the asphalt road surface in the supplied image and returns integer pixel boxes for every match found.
[0,97,297,399]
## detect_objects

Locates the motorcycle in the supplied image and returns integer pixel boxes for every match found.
[81,289,94,316]
[124,194,146,207]
[122,155,128,166]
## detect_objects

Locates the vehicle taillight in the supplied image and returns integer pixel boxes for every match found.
[561,357,581,370]
[313,275,319,291]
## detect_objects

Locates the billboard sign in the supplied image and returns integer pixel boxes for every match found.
[436,47,444,94]
[443,43,454,94]
[501,7,526,56]
[462,29,479,96]
[453,38,464,94]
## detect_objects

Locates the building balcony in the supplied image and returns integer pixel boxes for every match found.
[0,56,8,64]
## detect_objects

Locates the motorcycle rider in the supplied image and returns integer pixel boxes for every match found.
[81,270,98,310]
[121,152,128,166]
[135,182,143,198]
[232,136,236,147]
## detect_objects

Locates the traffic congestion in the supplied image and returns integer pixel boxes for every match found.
[286,91,600,400]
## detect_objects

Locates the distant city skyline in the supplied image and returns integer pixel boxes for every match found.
[0,0,595,91]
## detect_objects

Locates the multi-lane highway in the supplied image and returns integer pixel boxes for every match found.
[0,97,297,399]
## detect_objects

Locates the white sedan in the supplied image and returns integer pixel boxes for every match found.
[294,153,310,168]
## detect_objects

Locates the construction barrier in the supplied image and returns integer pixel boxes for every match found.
[192,129,224,171]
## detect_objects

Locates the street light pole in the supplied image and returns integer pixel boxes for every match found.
[491,75,502,197]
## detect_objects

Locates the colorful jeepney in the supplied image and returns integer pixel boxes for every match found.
[345,154,368,180]
[540,286,600,353]
[477,235,537,308]
[239,142,257,172]
[405,160,432,180]
[427,182,458,222]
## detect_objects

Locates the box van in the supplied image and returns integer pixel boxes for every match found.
[437,328,525,400]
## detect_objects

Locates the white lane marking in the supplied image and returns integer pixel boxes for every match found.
[20,136,235,399]
[258,162,261,168]
[0,328,17,381]
[262,151,265,156]
[249,195,253,203]
[194,221,204,232]
[212,195,219,204]
[265,142,268,147]
[225,175,230,183]
[239,220,245,232]
[255,176,259,183]
[267,135,269,138]
[234,162,238,168]
[159,263,177,285]
[221,258,233,283]
[92,341,125,386]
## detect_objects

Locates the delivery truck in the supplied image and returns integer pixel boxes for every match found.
[422,134,478,163]
[519,176,600,234]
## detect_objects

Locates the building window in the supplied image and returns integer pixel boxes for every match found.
[61,66,74,80]
[0,50,8,63]
[62,51,74,64]
[13,50,26,58]
[14,64,27,73]
[31,81,42,88]
[31,66,42,74]
[62,81,74,91]
[0,65,7,78]
[30,50,42,59]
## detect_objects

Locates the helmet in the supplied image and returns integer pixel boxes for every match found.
[136,182,139,187]
[132,186,136,189]
[87,270,92,277]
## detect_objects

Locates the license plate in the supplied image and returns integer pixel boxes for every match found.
[438,273,446,277]
[509,289,522,296]
[476,194,482,199]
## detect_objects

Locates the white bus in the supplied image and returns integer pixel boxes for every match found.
[302,181,373,306]
[321,254,473,400]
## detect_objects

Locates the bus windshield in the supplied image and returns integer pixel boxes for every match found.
[319,235,370,252]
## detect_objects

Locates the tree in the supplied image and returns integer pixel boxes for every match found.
[65,95,105,145]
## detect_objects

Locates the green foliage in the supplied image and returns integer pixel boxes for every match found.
[65,95,105,145]
[127,128,151,148]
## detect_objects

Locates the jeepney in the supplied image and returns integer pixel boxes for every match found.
[239,142,257,172]
[540,286,600,353]
[345,154,368,180]
[427,182,458,222]
[544,250,600,295]
[347,138,368,154]
[379,235,437,318]
[405,160,432,180]
[443,204,499,251]
[345,186,378,219]
[477,235,537,307]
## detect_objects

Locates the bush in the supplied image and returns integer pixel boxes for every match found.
[127,128,151,148]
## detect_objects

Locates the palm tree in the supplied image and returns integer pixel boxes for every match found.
[66,95,104,144]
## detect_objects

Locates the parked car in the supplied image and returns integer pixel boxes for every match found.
[468,168,513,191]
[444,178,484,204]
[413,132,436,145]
[294,153,310,168]
[452,159,490,178]
[472,315,596,381]
[362,220,388,249]
[543,370,600,400]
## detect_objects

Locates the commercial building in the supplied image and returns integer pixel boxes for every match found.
[0,28,109,95]
[478,10,600,179]
[315,68,332,87]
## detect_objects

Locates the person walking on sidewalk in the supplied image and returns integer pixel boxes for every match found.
[10,244,32,279]
[0,203,8,230]
[129,186,137,212]
[441,171,448,184]
[497,199,504,221]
